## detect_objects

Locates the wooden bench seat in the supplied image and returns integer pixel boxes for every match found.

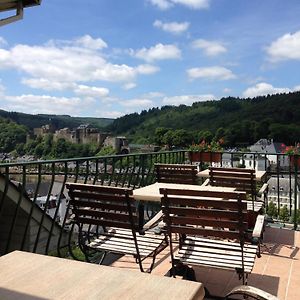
[89,228,167,257]
[160,188,263,285]
[66,183,168,272]
[176,237,257,273]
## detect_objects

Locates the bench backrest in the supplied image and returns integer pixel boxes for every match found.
[67,183,142,232]
[155,163,198,184]
[209,167,256,199]
[160,188,248,242]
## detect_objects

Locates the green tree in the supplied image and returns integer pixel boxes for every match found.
[267,201,278,218]
[96,146,116,156]
[154,127,170,146]
[279,205,289,222]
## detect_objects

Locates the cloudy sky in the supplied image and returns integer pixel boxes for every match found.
[0,0,299,118]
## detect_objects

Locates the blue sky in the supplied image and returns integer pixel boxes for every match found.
[0,0,299,118]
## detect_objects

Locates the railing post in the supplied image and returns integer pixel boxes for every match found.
[293,155,298,230]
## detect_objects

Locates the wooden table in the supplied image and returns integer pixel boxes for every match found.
[197,169,267,182]
[133,182,236,203]
[133,182,261,212]
[0,251,205,300]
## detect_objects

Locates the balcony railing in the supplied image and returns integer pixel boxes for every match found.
[0,150,298,258]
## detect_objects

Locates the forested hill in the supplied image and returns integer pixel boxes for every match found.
[108,92,300,146]
[0,110,114,130]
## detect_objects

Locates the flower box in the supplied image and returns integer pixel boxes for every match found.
[189,151,222,163]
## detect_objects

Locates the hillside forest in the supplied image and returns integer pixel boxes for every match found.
[0,92,299,159]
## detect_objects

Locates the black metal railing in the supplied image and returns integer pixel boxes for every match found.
[0,150,298,258]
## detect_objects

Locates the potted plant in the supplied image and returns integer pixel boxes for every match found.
[188,139,223,163]
[283,144,300,168]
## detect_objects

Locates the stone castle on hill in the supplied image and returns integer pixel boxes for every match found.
[33,124,129,153]
[34,124,109,145]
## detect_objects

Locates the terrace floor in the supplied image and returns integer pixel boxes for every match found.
[103,225,300,299]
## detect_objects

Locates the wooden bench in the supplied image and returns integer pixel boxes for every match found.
[67,183,168,272]
[160,188,264,285]
[155,163,198,184]
[206,167,268,216]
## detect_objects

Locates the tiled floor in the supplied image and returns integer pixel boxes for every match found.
[105,225,300,299]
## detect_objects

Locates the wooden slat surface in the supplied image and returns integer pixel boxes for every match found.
[155,163,198,184]
[0,251,205,300]
[133,182,237,203]
[197,169,266,182]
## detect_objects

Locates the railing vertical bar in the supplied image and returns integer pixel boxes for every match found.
[293,156,298,229]
[83,160,89,184]
[108,157,116,186]
[115,157,123,187]
[101,158,107,185]
[45,161,69,254]
[21,163,42,251]
[33,162,56,253]
[133,155,142,189]
[289,158,293,216]
[276,155,280,217]
[92,159,99,185]
[74,161,80,183]
[127,156,136,188]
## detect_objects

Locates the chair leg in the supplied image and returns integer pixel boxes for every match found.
[98,251,107,265]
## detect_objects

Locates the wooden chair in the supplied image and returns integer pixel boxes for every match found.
[206,167,268,218]
[155,163,198,184]
[160,188,264,286]
[67,183,168,272]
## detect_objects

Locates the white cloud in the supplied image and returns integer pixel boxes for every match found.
[73,84,109,98]
[191,39,227,56]
[242,82,291,98]
[187,66,236,80]
[136,64,160,74]
[294,85,300,91]
[171,0,210,9]
[94,110,123,118]
[143,91,165,98]
[4,94,83,115]
[0,36,158,94]
[223,88,232,93]
[121,98,154,108]
[134,43,181,62]
[149,0,210,10]
[74,35,107,50]
[122,83,137,90]
[153,20,190,35]
[21,78,74,91]
[148,0,173,10]
[162,94,214,105]
[266,31,300,62]
[0,37,8,47]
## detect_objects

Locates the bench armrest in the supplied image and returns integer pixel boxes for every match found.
[252,214,265,239]
[201,178,210,186]
[257,183,268,197]
[143,210,163,231]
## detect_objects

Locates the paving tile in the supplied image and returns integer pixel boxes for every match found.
[103,226,300,299]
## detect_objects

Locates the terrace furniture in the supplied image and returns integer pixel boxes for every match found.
[155,163,198,184]
[0,251,205,300]
[66,183,168,273]
[160,188,264,286]
[203,167,268,226]
[226,285,279,300]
